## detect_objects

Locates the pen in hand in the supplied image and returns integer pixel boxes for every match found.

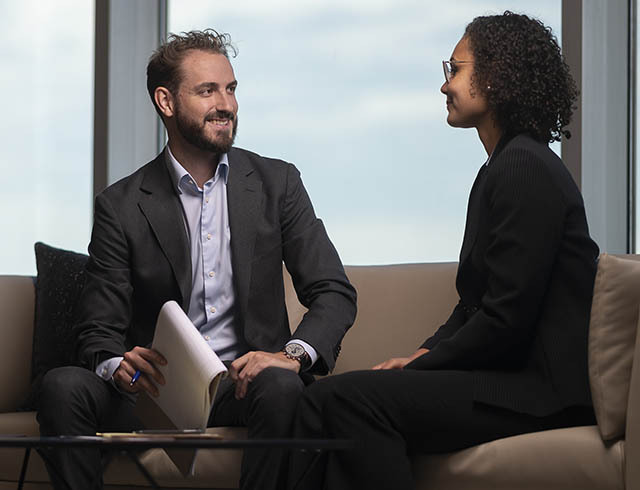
[130,370,141,387]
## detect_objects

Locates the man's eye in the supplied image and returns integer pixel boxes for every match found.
[450,65,458,76]
[227,86,236,94]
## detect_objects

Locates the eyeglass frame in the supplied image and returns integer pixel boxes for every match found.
[442,60,473,83]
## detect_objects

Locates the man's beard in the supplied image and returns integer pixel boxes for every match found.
[174,104,238,154]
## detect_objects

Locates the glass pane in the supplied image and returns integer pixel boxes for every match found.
[169,1,561,264]
[0,0,94,274]
[637,7,640,252]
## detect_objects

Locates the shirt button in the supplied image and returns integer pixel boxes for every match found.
[206,198,210,203]
[102,367,108,376]
[207,233,212,240]
[209,271,215,277]
[204,335,210,341]
[210,306,216,313]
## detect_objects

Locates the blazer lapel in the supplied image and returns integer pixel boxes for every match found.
[138,152,192,309]
[459,133,513,265]
[227,149,263,322]
[459,163,487,264]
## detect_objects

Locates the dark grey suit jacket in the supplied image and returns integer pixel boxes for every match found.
[73,147,357,376]
[406,133,599,416]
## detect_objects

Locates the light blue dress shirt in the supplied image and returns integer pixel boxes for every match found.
[96,147,316,382]
[166,146,245,360]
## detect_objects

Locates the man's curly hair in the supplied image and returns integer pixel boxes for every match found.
[464,11,577,143]
[146,29,237,116]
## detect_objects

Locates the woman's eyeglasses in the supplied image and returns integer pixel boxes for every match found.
[442,60,473,83]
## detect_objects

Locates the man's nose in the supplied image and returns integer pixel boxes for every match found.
[213,91,235,114]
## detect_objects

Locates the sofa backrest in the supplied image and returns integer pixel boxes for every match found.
[12,251,638,429]
[588,253,640,441]
[284,263,459,374]
[0,276,35,412]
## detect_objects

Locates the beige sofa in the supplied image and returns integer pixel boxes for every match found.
[0,255,638,489]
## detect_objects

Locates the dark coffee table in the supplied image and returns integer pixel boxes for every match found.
[0,435,353,490]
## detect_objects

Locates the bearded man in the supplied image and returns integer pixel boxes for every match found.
[37,29,356,490]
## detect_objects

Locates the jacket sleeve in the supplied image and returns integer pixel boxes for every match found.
[406,147,566,371]
[280,164,357,374]
[420,300,467,350]
[73,192,133,370]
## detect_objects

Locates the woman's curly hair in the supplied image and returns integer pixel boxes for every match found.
[464,11,577,143]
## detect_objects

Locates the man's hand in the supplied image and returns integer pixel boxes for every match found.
[230,351,300,400]
[113,346,167,396]
[372,348,429,370]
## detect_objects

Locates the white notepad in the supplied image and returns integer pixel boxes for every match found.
[134,300,228,474]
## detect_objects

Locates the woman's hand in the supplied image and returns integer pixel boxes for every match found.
[372,348,429,370]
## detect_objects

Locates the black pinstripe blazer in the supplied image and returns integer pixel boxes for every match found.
[406,133,599,416]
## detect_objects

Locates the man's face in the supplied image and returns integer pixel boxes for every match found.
[172,50,239,154]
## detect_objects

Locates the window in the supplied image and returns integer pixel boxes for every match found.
[169,1,561,264]
[0,0,94,274]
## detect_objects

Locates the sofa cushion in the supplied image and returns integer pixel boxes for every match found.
[23,242,88,409]
[412,426,623,490]
[588,253,640,441]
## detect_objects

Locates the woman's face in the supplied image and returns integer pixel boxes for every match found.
[441,36,492,130]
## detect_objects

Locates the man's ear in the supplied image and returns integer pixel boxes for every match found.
[155,87,175,118]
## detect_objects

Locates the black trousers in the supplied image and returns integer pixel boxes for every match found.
[37,365,304,490]
[288,369,596,490]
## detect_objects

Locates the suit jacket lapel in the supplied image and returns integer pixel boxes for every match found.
[138,152,192,309]
[459,163,487,264]
[459,133,513,265]
[227,148,264,322]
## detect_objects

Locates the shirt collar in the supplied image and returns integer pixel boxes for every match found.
[165,145,230,194]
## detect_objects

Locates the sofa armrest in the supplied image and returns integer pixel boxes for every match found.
[625,306,640,490]
[0,276,35,412]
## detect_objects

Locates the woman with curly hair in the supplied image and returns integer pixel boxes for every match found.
[289,11,599,490]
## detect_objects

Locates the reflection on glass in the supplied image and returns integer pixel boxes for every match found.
[169,1,560,264]
[0,0,94,274]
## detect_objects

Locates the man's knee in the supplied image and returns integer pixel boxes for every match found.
[37,366,101,433]
[39,366,91,406]
[253,367,304,402]
[247,367,304,428]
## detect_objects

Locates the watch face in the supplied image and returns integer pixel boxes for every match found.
[286,343,306,358]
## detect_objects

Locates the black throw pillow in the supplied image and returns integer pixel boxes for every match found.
[23,242,89,409]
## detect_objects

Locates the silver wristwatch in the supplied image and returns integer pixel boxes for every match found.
[282,342,311,371]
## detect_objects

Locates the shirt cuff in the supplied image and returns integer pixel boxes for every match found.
[286,339,318,368]
[96,356,123,381]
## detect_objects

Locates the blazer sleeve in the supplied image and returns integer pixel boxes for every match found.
[420,300,466,350]
[279,164,357,374]
[406,147,566,371]
[73,192,133,370]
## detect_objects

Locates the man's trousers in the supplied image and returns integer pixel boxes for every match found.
[37,365,304,490]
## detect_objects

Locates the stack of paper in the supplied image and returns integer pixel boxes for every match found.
[134,300,228,475]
